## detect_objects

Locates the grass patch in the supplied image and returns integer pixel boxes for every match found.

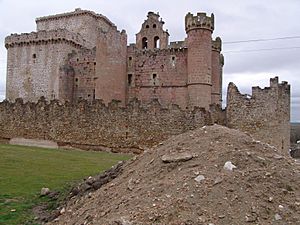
[0,144,130,225]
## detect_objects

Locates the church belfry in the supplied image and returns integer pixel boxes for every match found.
[136,12,169,50]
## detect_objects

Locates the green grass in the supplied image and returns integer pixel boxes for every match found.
[0,144,131,225]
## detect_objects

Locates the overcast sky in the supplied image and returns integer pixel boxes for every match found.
[0,0,299,122]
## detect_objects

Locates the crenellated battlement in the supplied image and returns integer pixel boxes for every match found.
[5,29,88,49]
[36,8,116,28]
[212,37,222,52]
[169,41,187,49]
[185,12,214,33]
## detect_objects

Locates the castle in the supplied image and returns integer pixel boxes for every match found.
[5,8,223,109]
[2,9,291,155]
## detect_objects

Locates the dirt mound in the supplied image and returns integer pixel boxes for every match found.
[48,125,300,225]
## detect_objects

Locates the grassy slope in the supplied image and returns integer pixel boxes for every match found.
[0,144,130,225]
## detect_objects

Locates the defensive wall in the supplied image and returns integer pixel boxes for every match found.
[226,77,290,154]
[0,77,290,155]
[0,98,218,153]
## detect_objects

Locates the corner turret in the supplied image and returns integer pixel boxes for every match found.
[211,37,223,105]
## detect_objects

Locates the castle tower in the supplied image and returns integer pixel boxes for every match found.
[136,12,169,50]
[185,12,214,109]
[211,37,224,105]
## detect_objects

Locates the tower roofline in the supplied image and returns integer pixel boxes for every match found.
[36,8,116,28]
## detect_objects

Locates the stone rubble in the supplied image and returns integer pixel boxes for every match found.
[46,125,300,225]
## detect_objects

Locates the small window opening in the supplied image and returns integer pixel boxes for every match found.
[94,62,96,65]
[153,24,157,28]
[87,62,90,65]
[152,73,157,85]
[142,37,148,49]
[76,58,79,62]
[146,25,149,28]
[171,56,176,66]
[128,74,133,86]
[128,57,133,67]
[32,54,36,59]
[154,36,160,49]
[75,78,78,82]
[88,94,91,97]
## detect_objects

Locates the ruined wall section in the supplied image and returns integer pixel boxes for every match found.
[0,98,213,152]
[226,77,290,154]
[127,48,188,108]
[36,8,116,49]
[59,48,96,102]
[95,29,127,105]
[5,30,85,102]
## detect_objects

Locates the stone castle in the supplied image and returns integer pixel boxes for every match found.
[5,8,223,109]
[2,9,291,155]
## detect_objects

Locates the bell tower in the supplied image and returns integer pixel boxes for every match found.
[136,12,169,50]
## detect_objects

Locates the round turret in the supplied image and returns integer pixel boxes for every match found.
[185,12,214,109]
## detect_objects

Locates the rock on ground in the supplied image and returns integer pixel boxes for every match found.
[47,125,300,225]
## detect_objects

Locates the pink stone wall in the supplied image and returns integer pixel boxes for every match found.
[186,29,212,109]
[127,48,188,108]
[95,29,127,105]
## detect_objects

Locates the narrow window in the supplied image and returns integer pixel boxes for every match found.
[94,62,96,65]
[154,36,160,49]
[152,73,157,85]
[171,56,176,66]
[32,54,36,59]
[128,56,133,67]
[128,74,133,86]
[142,37,148,49]
[75,78,78,82]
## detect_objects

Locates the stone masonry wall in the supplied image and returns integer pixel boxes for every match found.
[127,48,188,108]
[5,33,80,102]
[0,98,214,153]
[226,77,290,155]
[36,8,116,49]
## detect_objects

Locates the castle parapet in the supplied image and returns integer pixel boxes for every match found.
[36,8,116,29]
[185,12,214,32]
[5,29,87,49]
[169,41,187,49]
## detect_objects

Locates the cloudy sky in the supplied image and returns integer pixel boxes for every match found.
[0,0,299,121]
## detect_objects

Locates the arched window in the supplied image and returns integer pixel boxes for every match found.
[153,24,157,28]
[154,36,160,49]
[146,25,149,28]
[142,37,148,49]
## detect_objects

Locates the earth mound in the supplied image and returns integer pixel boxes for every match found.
[48,125,300,225]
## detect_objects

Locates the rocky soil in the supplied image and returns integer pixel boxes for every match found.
[47,125,300,225]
